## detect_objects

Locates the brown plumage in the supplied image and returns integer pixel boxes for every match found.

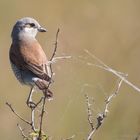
[10,39,51,81]
[9,17,53,99]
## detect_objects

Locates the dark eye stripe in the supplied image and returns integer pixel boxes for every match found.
[24,23,36,28]
[30,23,35,27]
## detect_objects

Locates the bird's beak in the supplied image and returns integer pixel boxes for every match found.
[38,27,47,32]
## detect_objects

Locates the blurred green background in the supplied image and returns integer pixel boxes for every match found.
[1,0,140,139]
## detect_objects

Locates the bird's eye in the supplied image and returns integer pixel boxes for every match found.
[25,23,35,28]
[30,23,35,27]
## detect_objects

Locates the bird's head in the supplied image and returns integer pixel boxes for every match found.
[11,17,47,40]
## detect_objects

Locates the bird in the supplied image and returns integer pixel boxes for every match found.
[9,17,53,106]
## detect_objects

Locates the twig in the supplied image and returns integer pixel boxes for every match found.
[35,97,44,107]
[86,79,123,140]
[26,87,37,132]
[38,97,46,139]
[31,108,36,132]
[104,79,123,116]
[50,28,60,61]
[38,28,60,139]
[17,123,28,139]
[6,102,31,125]
[84,49,140,93]
[85,94,94,130]
[49,28,60,78]
[50,55,72,64]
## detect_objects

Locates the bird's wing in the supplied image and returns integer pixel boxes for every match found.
[9,41,51,81]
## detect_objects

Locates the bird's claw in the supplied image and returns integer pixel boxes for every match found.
[27,101,36,109]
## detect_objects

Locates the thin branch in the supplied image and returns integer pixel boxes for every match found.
[50,28,60,61]
[38,28,60,139]
[86,79,123,140]
[31,108,36,132]
[17,123,28,140]
[50,55,72,64]
[84,49,140,93]
[35,97,44,107]
[6,102,31,125]
[85,94,94,130]
[87,129,96,140]
[38,97,46,139]
[49,28,60,78]
[104,79,123,116]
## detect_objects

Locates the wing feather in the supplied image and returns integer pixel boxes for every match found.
[9,40,51,81]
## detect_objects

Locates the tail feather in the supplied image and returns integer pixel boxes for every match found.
[34,79,53,99]
[43,89,53,99]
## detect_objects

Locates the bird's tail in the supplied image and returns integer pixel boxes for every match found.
[34,79,53,99]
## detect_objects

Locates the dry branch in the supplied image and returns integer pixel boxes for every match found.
[85,94,94,131]
[17,124,28,139]
[6,102,31,125]
[84,49,140,93]
[38,28,60,139]
[85,79,123,140]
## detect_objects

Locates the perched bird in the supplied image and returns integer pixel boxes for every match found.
[9,17,53,105]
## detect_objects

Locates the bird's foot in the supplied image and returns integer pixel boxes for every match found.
[26,101,36,109]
